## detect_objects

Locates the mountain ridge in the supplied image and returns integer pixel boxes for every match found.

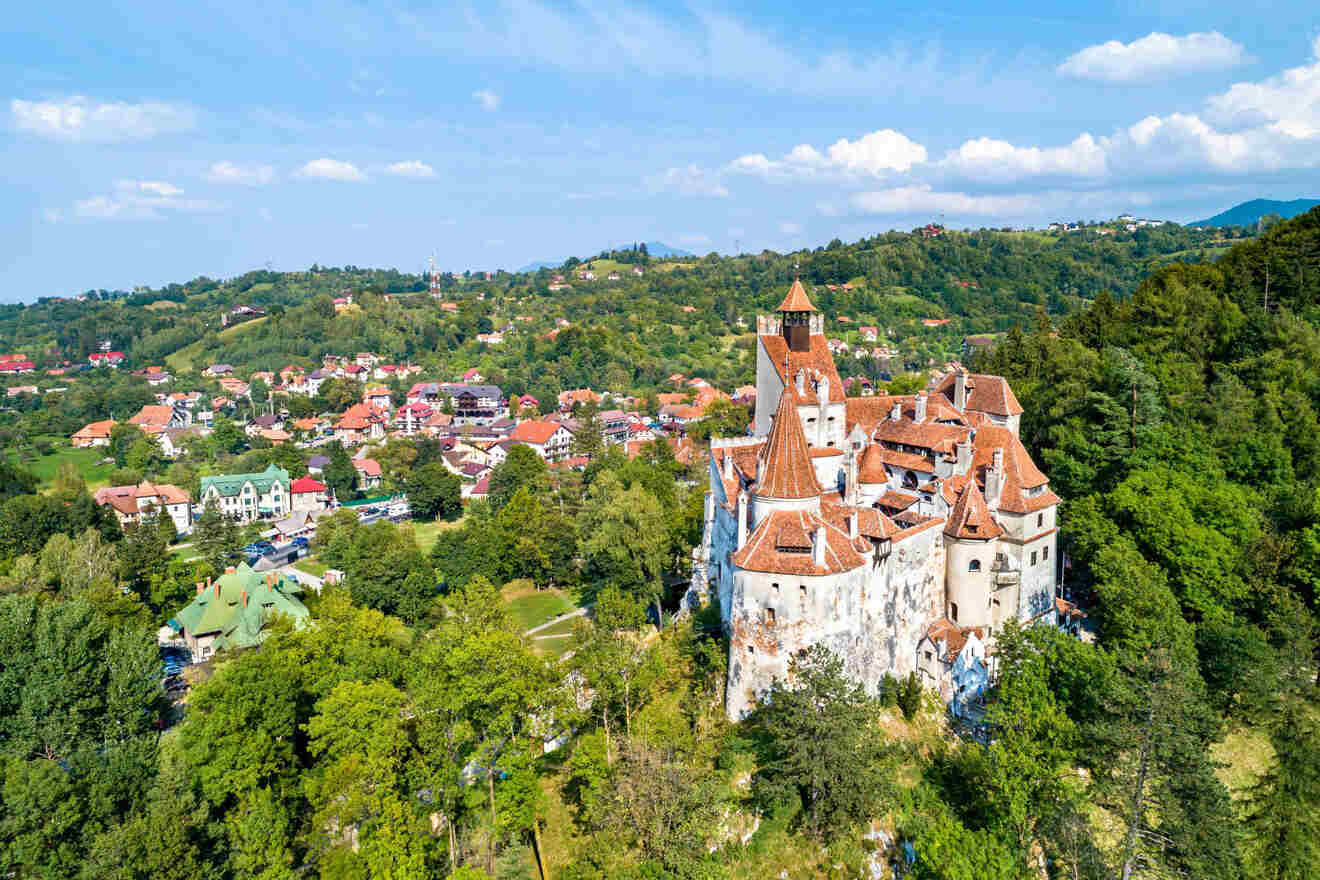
[1189,198,1320,228]
[517,240,693,273]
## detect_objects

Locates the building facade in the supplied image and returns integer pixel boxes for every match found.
[199,465,291,523]
[692,281,1061,720]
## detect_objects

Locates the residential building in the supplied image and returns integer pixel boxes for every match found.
[353,458,383,490]
[72,419,116,448]
[199,465,291,523]
[95,482,193,534]
[171,565,310,659]
[290,475,331,512]
[508,420,574,461]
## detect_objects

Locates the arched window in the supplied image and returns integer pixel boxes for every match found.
[968,559,981,572]
[951,602,959,622]
[902,471,918,490]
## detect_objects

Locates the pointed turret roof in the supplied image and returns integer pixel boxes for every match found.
[757,391,822,499]
[776,279,817,313]
[944,480,1004,540]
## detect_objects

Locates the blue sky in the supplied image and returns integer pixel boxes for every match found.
[3,1,1320,300]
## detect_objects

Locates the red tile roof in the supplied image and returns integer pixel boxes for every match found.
[352,458,382,477]
[759,333,846,404]
[944,480,1003,540]
[731,509,869,575]
[290,476,326,493]
[775,279,817,312]
[934,371,1024,417]
[756,391,821,500]
[510,420,563,445]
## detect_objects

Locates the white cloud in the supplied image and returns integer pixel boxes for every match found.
[1058,32,1246,83]
[115,179,183,197]
[779,221,802,235]
[204,161,276,186]
[1206,35,1320,137]
[384,160,436,178]
[729,129,927,180]
[473,89,501,111]
[850,185,1041,216]
[10,96,196,142]
[940,134,1107,181]
[298,158,367,182]
[648,164,729,198]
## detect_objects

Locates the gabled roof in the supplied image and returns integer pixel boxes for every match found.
[756,391,821,500]
[352,458,382,477]
[970,425,1059,514]
[200,464,290,498]
[924,618,984,663]
[731,509,869,575]
[857,443,890,484]
[290,476,326,493]
[759,334,846,404]
[172,564,309,649]
[776,279,817,313]
[510,420,565,445]
[944,480,1003,540]
[128,404,175,427]
[934,371,1024,417]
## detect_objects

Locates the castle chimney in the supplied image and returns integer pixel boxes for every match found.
[722,450,733,481]
[196,581,204,596]
[848,512,859,540]
[214,579,221,596]
[795,369,806,396]
[241,590,247,608]
[914,392,928,424]
[953,370,968,411]
[736,491,749,549]
[890,400,902,421]
[812,525,826,567]
[986,448,1004,510]
[956,439,972,475]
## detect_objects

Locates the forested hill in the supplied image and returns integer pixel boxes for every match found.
[972,206,1320,878]
[0,223,1244,393]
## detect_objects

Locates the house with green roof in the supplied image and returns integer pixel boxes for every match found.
[200,464,291,523]
[171,562,310,659]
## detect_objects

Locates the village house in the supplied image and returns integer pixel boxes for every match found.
[363,384,393,412]
[352,458,383,491]
[394,401,434,435]
[508,420,574,462]
[441,383,507,425]
[199,465,291,523]
[204,363,234,377]
[334,403,389,445]
[289,475,331,512]
[94,481,193,535]
[89,351,125,368]
[159,426,204,459]
[128,403,190,432]
[171,565,310,660]
[72,419,116,448]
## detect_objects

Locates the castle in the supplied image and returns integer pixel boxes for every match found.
[692,281,1064,719]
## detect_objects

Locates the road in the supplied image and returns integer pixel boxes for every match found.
[524,605,589,636]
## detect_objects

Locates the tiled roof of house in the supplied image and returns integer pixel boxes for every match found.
[73,419,116,439]
[857,443,890,484]
[970,425,1060,514]
[510,420,563,445]
[128,404,175,427]
[172,564,309,649]
[290,476,326,493]
[731,509,869,575]
[924,618,983,663]
[757,391,822,500]
[352,458,382,477]
[944,480,1004,540]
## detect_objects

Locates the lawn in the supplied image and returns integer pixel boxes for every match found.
[406,516,465,555]
[293,557,330,578]
[9,441,117,491]
[502,582,578,633]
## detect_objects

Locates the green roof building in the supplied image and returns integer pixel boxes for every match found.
[200,464,291,523]
[171,562,310,659]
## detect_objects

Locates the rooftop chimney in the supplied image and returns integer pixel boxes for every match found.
[241,590,247,608]
[915,392,928,424]
[795,369,806,396]
[848,512,859,540]
[956,439,972,475]
[736,491,749,549]
[722,450,733,481]
[986,448,1004,510]
[195,581,204,596]
[890,400,902,421]
[813,525,826,567]
[953,371,968,411]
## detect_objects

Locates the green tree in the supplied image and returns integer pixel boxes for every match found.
[323,442,358,501]
[577,472,668,621]
[750,644,891,840]
[1245,698,1320,880]
[191,497,241,573]
[406,462,462,521]
[488,445,549,512]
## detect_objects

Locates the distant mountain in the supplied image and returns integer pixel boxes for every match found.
[1189,198,1320,228]
[517,241,694,274]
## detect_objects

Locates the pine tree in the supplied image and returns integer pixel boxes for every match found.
[1245,698,1320,880]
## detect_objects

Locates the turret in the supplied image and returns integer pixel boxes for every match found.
[776,279,817,353]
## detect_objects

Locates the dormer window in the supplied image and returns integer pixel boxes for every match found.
[969,559,981,572]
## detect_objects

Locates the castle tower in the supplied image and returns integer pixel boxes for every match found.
[943,481,1004,629]
[751,389,822,528]
[776,279,816,353]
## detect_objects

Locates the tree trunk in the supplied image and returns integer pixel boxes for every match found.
[488,769,498,877]
[448,813,458,876]
[1120,701,1156,880]
[531,819,547,880]
[603,706,613,766]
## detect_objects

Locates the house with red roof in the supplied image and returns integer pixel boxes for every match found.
[509,420,574,462]
[394,401,434,435]
[89,351,125,367]
[290,476,330,512]
[352,458,383,491]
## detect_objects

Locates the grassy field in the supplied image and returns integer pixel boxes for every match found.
[406,516,465,555]
[502,581,578,632]
[293,557,330,578]
[166,317,268,373]
[9,441,117,491]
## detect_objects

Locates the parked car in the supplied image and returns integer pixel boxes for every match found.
[290,536,309,548]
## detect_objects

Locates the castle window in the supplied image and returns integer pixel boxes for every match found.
[1037,513,1044,527]
[969,559,981,572]
[765,608,776,626]
[1043,546,1050,561]
[799,584,807,605]
[772,582,780,594]
[1031,551,1038,566]
[951,602,959,622]
[903,472,918,490]
[924,650,932,662]
[747,644,754,655]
